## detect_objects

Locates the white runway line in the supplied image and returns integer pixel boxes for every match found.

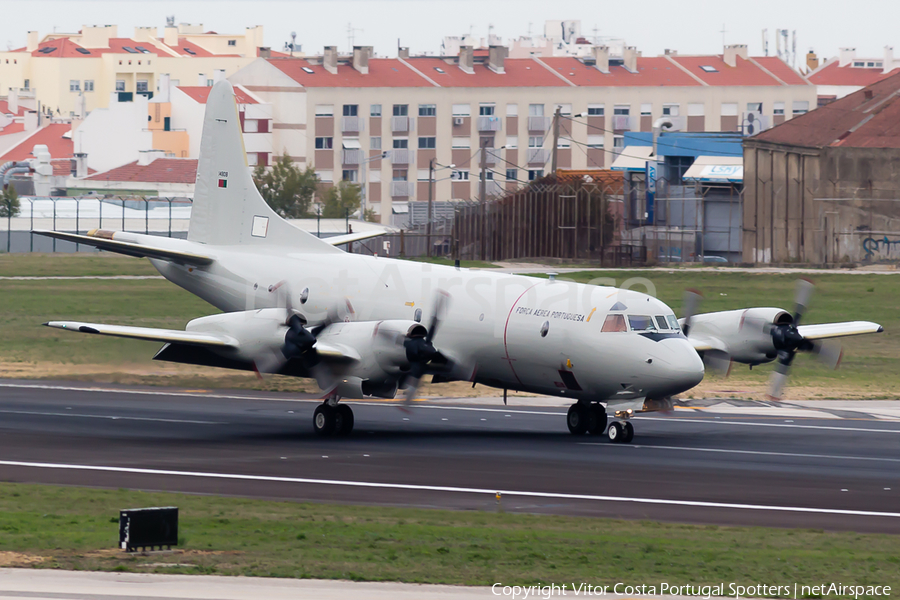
[1,459,899,520]
[0,409,223,425]
[638,416,900,434]
[580,443,900,464]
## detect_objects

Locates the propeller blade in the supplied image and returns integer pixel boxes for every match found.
[425,290,450,344]
[681,289,703,336]
[793,278,815,326]
[702,349,733,376]
[766,351,795,400]
[813,340,843,370]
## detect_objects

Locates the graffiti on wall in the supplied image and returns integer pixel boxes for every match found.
[862,236,900,260]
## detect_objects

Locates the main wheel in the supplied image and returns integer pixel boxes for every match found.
[566,403,589,435]
[337,404,354,436]
[587,404,608,435]
[622,421,634,443]
[607,421,623,443]
[313,404,336,436]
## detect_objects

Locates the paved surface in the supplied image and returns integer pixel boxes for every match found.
[0,380,898,533]
[488,262,900,274]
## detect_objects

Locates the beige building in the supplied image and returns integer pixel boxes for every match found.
[0,23,266,117]
[231,43,816,224]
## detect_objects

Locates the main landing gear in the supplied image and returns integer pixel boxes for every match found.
[313,400,354,436]
[566,402,633,443]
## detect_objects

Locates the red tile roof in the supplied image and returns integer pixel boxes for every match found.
[407,57,567,87]
[30,38,94,58]
[177,85,259,104]
[542,56,701,87]
[0,123,74,162]
[752,70,900,148]
[49,158,96,177]
[671,55,782,86]
[752,57,809,86]
[268,58,435,88]
[0,122,26,136]
[166,38,238,58]
[807,60,894,87]
[84,158,198,183]
[0,99,27,116]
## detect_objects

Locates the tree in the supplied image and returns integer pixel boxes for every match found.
[0,185,19,218]
[321,180,362,218]
[252,152,318,218]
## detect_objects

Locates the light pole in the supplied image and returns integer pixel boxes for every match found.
[427,158,455,258]
[360,151,389,223]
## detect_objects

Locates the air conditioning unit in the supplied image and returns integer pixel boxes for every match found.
[453,117,464,126]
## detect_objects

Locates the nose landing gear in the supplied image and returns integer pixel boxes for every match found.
[606,420,634,443]
[567,402,632,442]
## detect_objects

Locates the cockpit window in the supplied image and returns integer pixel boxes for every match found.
[666,315,680,331]
[655,316,669,330]
[628,315,657,332]
[601,314,627,332]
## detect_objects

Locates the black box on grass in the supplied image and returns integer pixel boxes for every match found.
[119,506,178,552]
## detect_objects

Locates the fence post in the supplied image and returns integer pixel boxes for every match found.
[75,197,79,252]
[168,198,173,238]
[30,198,34,252]
[121,198,125,232]
[52,198,57,252]
[145,199,149,234]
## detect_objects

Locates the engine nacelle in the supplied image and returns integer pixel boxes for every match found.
[687,307,791,365]
[185,308,289,363]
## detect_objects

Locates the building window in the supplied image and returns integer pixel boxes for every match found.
[315,104,334,117]
[640,103,652,116]
[479,136,494,148]
[485,171,494,180]
[452,137,470,149]
[506,103,518,116]
[613,105,630,116]
[417,169,431,181]
[747,102,762,113]
[662,104,680,116]
[315,137,334,149]
[773,102,785,116]
[587,104,604,116]
[555,103,572,116]
[370,136,381,149]
[136,80,149,93]
[687,103,705,117]
[206,79,214,87]
[613,135,624,149]
[451,170,469,181]
[528,135,544,148]
[244,119,259,133]
[342,169,358,182]
[506,135,518,149]
[317,170,334,182]
[392,169,407,181]
[792,101,809,115]
[506,168,517,181]
[247,153,258,166]
[392,104,408,117]
[418,104,436,116]
[452,104,471,117]
[23,79,30,89]
[699,65,718,72]
[228,39,236,46]
[528,104,544,117]
[557,137,571,149]
[479,104,495,116]
[115,80,125,92]
[69,80,81,92]
[343,104,358,116]
[84,80,94,92]
[587,135,604,149]
[418,136,436,149]
[528,169,544,181]
[392,138,408,149]
[370,104,382,117]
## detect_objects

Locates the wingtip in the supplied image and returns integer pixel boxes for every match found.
[878,325,885,333]
[42,322,50,327]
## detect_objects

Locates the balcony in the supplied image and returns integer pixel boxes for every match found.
[485,180,504,197]
[526,148,551,164]
[481,148,499,165]
[527,116,552,131]
[612,115,633,131]
[391,116,413,132]
[342,149,364,165]
[391,148,412,164]
[341,116,364,133]
[391,181,414,197]
[477,116,501,131]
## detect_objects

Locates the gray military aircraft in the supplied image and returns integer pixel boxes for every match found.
[36,82,883,443]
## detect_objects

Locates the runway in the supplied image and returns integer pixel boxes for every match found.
[0,380,898,533]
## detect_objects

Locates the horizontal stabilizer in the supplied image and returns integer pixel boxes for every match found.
[33,230,214,266]
[44,321,235,347]
[797,321,884,340]
[325,230,391,247]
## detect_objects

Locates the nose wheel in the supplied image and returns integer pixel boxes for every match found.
[607,420,634,443]
[313,402,355,436]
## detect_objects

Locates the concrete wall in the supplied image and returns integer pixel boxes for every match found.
[73,93,152,171]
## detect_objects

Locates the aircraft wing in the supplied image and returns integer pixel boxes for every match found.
[44,321,237,347]
[797,321,884,340]
[32,230,214,266]
[686,334,725,353]
[325,229,391,247]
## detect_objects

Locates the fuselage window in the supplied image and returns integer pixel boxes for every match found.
[655,315,669,330]
[627,315,657,332]
[601,314,627,332]
[666,315,681,331]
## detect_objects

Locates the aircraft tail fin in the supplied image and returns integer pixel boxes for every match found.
[189,81,340,253]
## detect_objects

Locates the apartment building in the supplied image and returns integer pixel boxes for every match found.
[229,42,815,224]
[0,23,265,116]
[807,46,900,102]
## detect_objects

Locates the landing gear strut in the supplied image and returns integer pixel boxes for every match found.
[313,401,354,436]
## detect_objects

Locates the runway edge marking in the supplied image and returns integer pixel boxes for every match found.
[1,460,899,520]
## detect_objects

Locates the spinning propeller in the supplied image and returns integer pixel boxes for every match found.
[399,290,450,409]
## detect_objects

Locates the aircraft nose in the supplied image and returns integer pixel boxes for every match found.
[652,337,704,393]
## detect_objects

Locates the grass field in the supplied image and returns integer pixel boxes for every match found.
[0,482,898,592]
[1,254,897,398]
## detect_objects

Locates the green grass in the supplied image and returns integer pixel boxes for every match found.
[1,482,898,592]
[0,253,160,277]
[407,256,501,268]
